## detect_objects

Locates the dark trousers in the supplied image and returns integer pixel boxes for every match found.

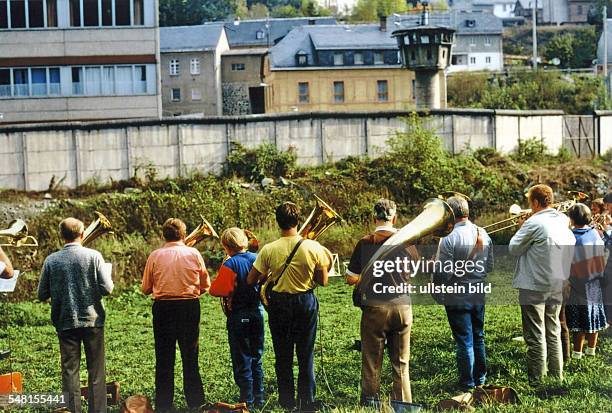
[445,303,487,390]
[57,327,106,413]
[268,290,318,410]
[152,299,205,411]
[227,306,265,406]
[559,304,570,363]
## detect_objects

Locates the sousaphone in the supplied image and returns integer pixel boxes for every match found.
[82,212,113,247]
[185,216,219,247]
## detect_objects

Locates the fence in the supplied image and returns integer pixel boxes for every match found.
[1,109,610,191]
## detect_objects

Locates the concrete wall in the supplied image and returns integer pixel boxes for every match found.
[1,109,604,191]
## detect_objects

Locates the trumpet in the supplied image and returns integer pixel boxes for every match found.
[260,195,342,309]
[185,216,219,247]
[591,213,609,232]
[82,212,113,247]
[0,219,38,248]
[483,191,589,235]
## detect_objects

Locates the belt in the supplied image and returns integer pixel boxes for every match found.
[270,289,314,299]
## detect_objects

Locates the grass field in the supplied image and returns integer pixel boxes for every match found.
[1,275,611,413]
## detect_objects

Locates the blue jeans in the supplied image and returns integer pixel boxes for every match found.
[445,303,487,390]
[227,306,265,406]
[268,290,318,410]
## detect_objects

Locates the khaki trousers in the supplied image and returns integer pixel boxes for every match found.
[519,289,563,381]
[360,305,412,403]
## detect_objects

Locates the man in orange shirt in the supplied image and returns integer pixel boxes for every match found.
[142,218,210,412]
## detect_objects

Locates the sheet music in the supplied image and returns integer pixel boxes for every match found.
[0,270,20,293]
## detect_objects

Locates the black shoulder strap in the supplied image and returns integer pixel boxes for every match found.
[274,238,305,284]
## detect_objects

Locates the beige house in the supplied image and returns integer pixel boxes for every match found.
[264,24,415,113]
[0,0,161,124]
[160,25,228,116]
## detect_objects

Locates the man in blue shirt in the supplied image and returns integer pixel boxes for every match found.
[435,196,493,391]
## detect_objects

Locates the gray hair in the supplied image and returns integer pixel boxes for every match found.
[59,218,85,241]
[374,198,397,222]
[447,196,469,219]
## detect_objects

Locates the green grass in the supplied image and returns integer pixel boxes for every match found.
[1,277,611,412]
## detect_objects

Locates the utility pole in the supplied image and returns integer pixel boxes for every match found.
[532,0,538,70]
[604,6,608,78]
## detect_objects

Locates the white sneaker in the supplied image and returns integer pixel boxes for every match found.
[572,351,583,359]
[584,347,596,356]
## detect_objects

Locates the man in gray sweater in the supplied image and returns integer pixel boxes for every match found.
[38,217,113,413]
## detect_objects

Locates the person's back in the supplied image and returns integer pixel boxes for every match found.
[510,208,575,292]
[223,251,258,311]
[41,245,111,331]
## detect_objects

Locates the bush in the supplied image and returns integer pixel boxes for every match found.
[511,137,548,163]
[225,142,297,182]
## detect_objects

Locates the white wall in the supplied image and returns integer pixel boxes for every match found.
[0,110,597,191]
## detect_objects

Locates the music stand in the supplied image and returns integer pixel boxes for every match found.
[0,271,21,393]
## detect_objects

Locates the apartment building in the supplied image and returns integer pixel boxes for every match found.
[0,0,161,124]
[265,24,415,113]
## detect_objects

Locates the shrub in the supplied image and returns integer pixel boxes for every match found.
[225,142,297,181]
[511,137,548,163]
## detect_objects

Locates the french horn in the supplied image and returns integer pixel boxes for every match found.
[260,195,342,309]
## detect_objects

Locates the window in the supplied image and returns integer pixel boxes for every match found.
[298,82,309,104]
[31,68,47,96]
[470,56,476,64]
[13,69,28,96]
[85,66,101,95]
[231,63,245,71]
[470,36,476,46]
[134,65,146,94]
[577,5,582,15]
[333,53,344,66]
[0,69,10,96]
[72,67,83,94]
[169,59,179,76]
[0,0,7,28]
[10,0,26,27]
[0,68,62,97]
[83,0,98,26]
[171,88,181,102]
[297,54,307,66]
[28,0,44,27]
[374,52,384,65]
[333,81,344,103]
[486,56,491,64]
[115,66,132,95]
[190,58,200,75]
[256,30,264,39]
[191,88,201,101]
[412,79,416,100]
[484,36,491,46]
[354,53,364,65]
[377,80,388,102]
[67,0,139,26]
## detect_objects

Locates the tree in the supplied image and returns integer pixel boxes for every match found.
[271,4,302,17]
[249,3,270,18]
[588,0,612,25]
[544,33,574,68]
[235,0,249,18]
[352,0,407,22]
[159,0,234,26]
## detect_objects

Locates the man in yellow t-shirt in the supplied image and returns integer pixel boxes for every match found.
[247,202,330,412]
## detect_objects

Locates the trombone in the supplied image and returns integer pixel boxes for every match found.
[483,191,589,235]
[0,219,38,248]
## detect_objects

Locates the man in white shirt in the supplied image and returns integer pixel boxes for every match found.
[509,184,575,383]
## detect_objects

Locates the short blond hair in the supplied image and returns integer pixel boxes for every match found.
[221,227,248,253]
[59,218,85,241]
[119,395,154,413]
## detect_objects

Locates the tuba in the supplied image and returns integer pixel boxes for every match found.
[359,195,457,278]
[82,212,113,247]
[0,219,38,248]
[260,196,342,309]
[185,216,219,247]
